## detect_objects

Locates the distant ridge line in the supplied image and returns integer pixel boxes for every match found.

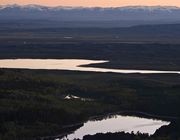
[0,4,180,10]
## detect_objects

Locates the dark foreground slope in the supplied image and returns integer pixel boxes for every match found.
[0,69,180,139]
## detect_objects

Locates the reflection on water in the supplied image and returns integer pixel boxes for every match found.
[0,59,180,74]
[58,115,170,140]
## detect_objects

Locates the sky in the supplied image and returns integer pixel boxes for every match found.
[0,0,180,7]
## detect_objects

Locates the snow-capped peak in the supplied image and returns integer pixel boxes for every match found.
[0,4,48,11]
[0,4,180,12]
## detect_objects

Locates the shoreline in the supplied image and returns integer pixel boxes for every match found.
[40,110,177,140]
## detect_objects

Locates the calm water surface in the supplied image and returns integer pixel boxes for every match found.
[0,59,180,74]
[58,115,170,140]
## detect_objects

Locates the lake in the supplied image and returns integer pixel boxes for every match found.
[0,59,172,140]
[0,59,180,74]
[57,114,170,140]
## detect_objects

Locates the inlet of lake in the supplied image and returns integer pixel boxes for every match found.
[0,59,180,74]
[56,114,170,140]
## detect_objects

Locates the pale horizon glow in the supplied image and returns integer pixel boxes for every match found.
[0,0,180,7]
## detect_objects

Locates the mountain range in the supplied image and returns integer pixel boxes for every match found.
[1,4,180,27]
